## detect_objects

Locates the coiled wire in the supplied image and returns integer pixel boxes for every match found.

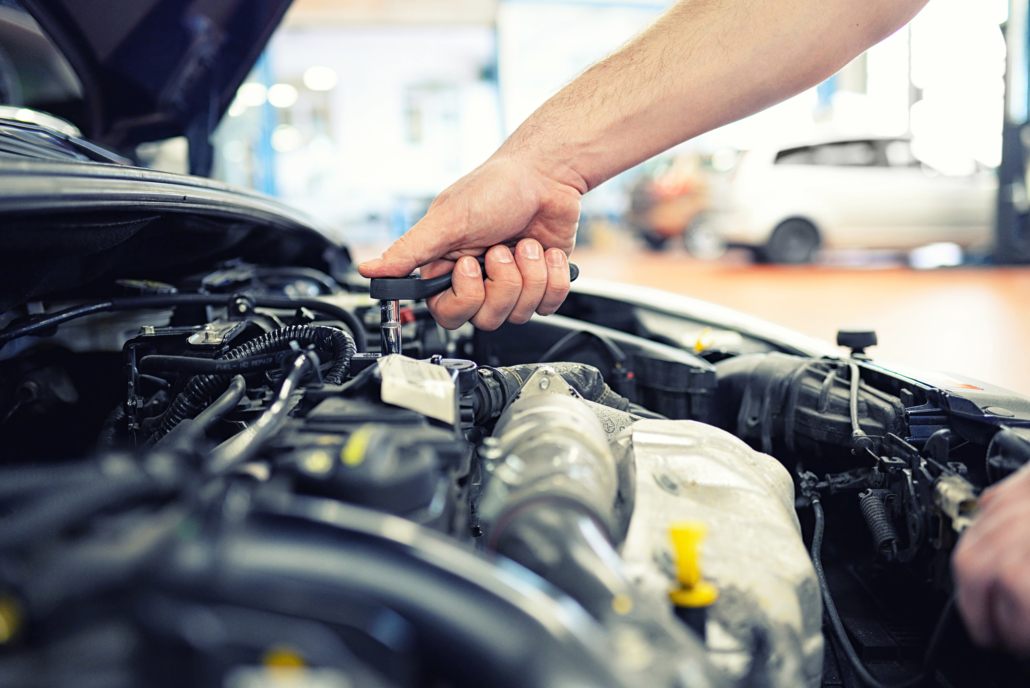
[859,489,899,558]
[151,325,355,440]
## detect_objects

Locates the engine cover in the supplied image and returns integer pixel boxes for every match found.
[617,420,823,688]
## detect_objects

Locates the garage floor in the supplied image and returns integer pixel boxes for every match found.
[353,242,1030,396]
[572,246,1030,396]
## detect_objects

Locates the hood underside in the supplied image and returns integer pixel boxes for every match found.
[13,0,293,169]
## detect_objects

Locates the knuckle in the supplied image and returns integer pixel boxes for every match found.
[999,564,1026,595]
[471,314,503,331]
[507,311,532,325]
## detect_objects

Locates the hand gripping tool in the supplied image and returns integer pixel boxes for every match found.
[369,257,579,355]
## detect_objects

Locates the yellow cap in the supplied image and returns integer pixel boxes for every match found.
[668,521,719,608]
[341,425,375,466]
[694,327,716,354]
[0,596,22,643]
[263,646,306,669]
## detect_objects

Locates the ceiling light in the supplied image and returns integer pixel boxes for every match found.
[237,82,267,107]
[271,124,302,153]
[268,83,299,108]
[303,66,338,91]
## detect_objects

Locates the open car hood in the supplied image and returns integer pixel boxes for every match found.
[17,0,293,172]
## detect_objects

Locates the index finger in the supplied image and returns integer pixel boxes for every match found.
[358,212,459,279]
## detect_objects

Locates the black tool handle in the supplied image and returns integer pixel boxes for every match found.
[370,256,579,301]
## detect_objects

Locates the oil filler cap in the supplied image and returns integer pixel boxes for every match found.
[669,521,719,608]
[669,521,718,641]
[837,329,877,356]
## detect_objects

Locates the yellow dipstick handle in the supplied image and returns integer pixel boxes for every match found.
[668,521,719,608]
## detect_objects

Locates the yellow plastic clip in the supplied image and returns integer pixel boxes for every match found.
[668,521,719,608]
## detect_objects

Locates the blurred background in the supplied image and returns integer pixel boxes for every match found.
[146,0,1030,394]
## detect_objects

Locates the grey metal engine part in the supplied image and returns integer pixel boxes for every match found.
[617,419,824,688]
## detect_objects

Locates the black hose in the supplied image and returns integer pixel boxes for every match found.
[0,464,101,501]
[0,473,167,549]
[194,375,247,430]
[96,403,129,451]
[152,325,354,441]
[628,403,668,420]
[811,496,954,688]
[139,353,291,376]
[206,352,315,474]
[0,294,367,352]
[846,360,874,452]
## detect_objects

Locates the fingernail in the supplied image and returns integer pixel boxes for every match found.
[546,250,565,267]
[359,258,383,270]
[461,256,481,277]
[522,242,541,259]
[494,248,514,263]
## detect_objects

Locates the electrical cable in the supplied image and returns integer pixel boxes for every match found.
[539,330,627,366]
[810,494,955,688]
[151,325,354,441]
[0,293,367,352]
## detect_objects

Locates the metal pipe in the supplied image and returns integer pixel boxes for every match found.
[380,299,401,355]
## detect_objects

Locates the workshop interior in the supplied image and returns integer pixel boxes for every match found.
[0,1,1029,687]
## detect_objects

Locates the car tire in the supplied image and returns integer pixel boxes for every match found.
[762,219,820,264]
[640,232,668,251]
[684,217,726,260]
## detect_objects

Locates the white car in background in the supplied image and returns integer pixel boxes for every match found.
[704,137,997,263]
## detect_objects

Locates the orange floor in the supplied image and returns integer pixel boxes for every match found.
[352,242,1030,396]
[572,247,1030,396]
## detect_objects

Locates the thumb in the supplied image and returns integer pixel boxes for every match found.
[358,218,450,278]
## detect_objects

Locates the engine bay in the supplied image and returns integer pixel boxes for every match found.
[0,256,1028,688]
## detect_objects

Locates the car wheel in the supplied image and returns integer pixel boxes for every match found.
[640,232,668,251]
[684,217,726,260]
[763,219,820,264]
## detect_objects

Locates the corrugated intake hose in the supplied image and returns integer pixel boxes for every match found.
[471,362,631,425]
[151,325,354,441]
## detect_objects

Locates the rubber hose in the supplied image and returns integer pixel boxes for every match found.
[0,464,101,501]
[194,375,247,430]
[139,353,291,375]
[0,474,165,549]
[153,326,354,440]
[96,403,128,451]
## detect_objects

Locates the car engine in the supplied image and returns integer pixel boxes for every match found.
[0,251,1028,688]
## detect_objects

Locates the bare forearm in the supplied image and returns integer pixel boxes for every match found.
[504,0,929,192]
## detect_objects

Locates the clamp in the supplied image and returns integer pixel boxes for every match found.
[369,256,579,355]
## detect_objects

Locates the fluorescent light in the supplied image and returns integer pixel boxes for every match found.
[237,83,267,107]
[271,124,302,153]
[268,83,299,109]
[303,66,338,91]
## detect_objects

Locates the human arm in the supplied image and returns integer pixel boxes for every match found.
[358,0,930,329]
[952,464,1030,656]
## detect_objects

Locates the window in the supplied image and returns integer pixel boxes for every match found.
[775,141,883,167]
[884,140,919,168]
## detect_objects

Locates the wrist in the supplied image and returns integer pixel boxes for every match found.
[495,121,591,196]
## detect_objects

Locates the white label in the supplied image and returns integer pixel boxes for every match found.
[378,354,456,424]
